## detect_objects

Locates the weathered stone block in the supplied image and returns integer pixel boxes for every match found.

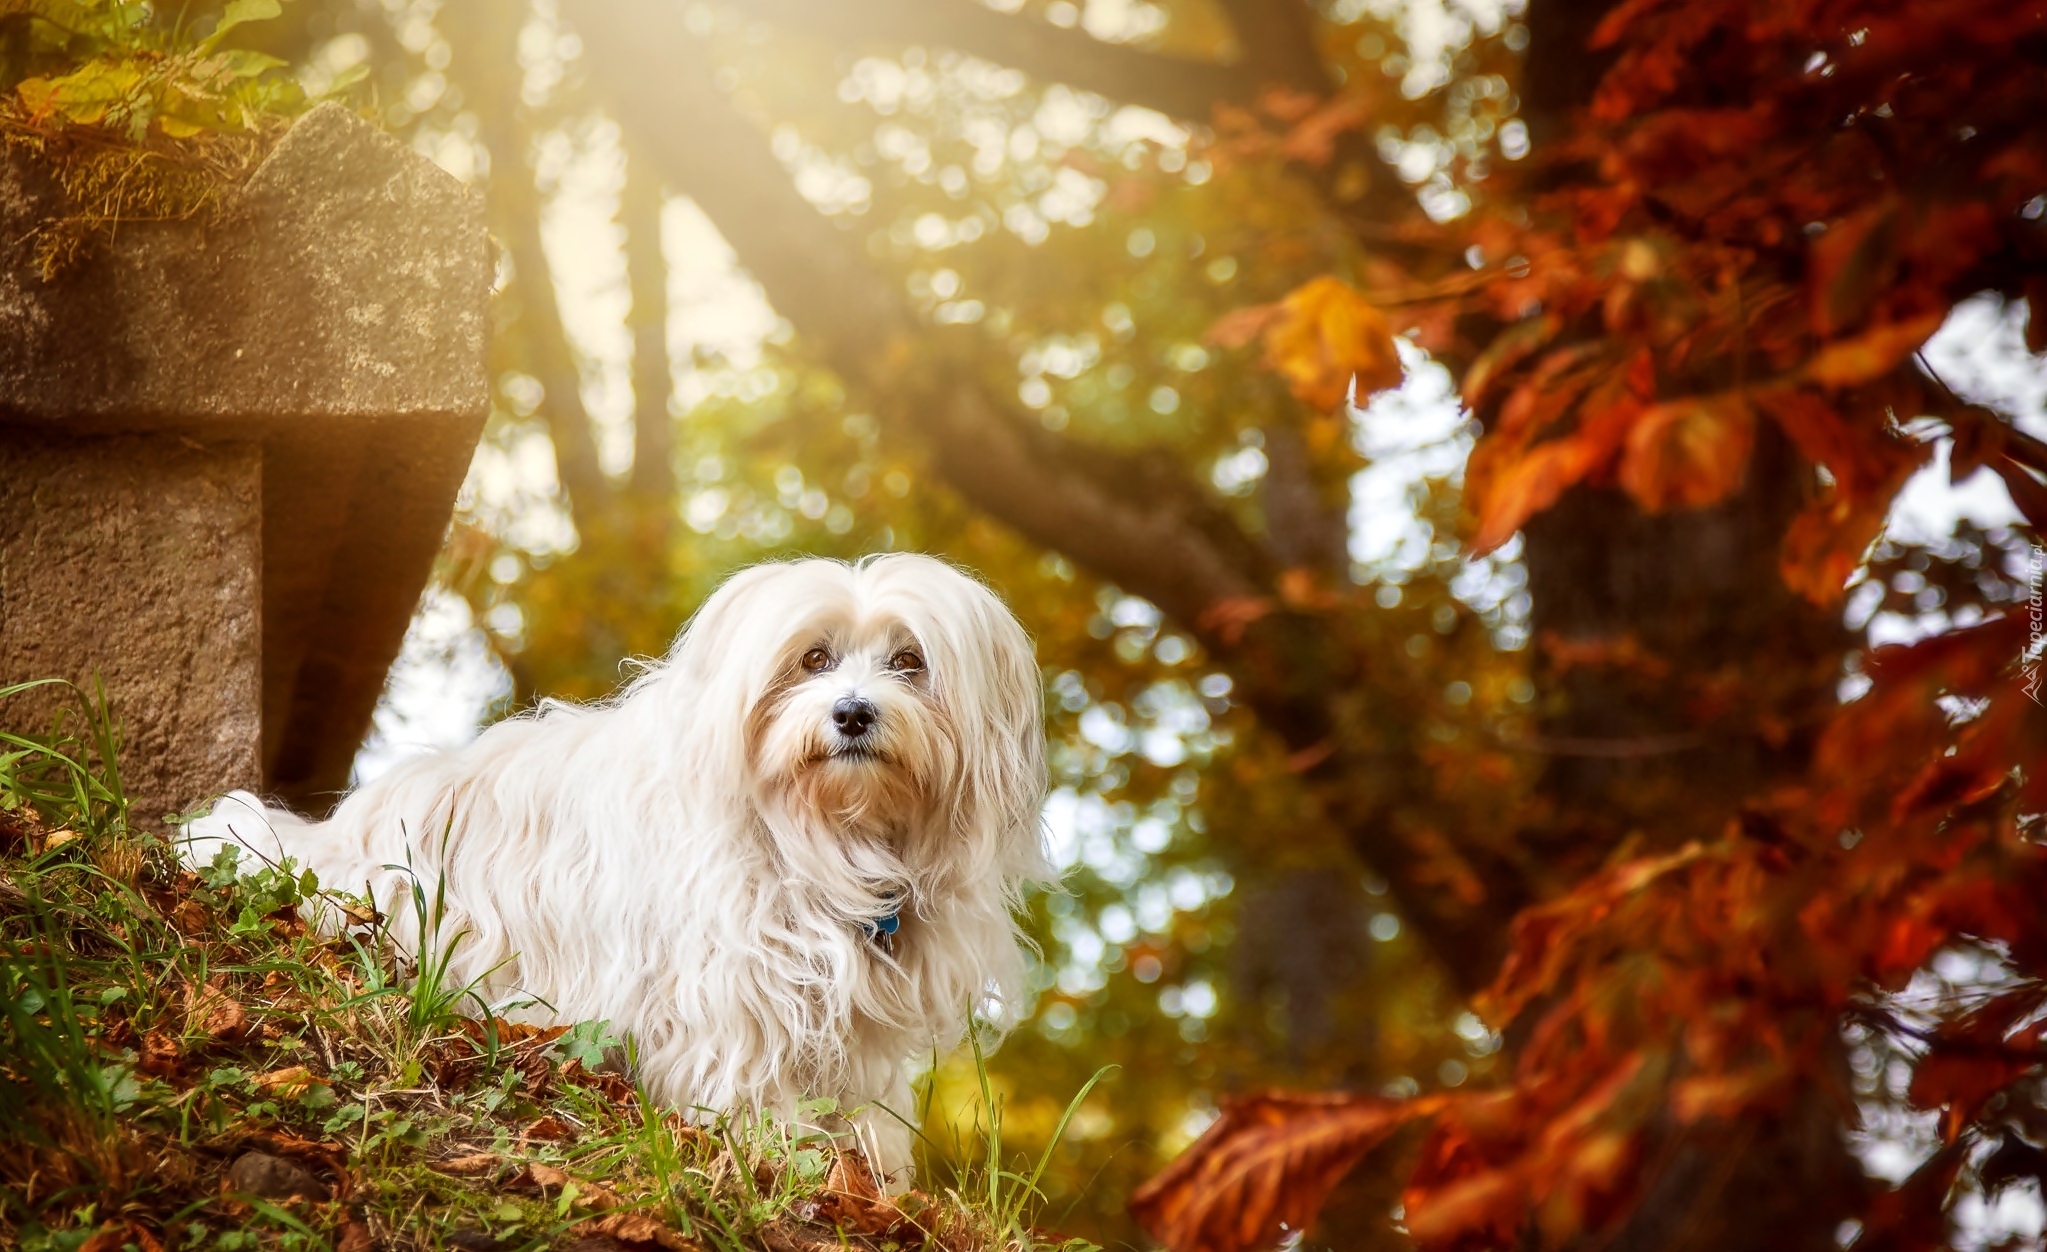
[0,103,490,822]
[0,434,262,825]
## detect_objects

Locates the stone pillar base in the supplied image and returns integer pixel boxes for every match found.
[0,432,262,828]
[0,101,489,821]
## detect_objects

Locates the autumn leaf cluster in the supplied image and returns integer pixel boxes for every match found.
[1132,1,2047,1248]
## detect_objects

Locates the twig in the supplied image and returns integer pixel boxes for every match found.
[1497,730,1712,757]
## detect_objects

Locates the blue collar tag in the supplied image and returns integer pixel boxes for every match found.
[862,910,900,938]
[861,895,903,950]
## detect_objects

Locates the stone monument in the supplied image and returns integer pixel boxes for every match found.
[0,103,491,826]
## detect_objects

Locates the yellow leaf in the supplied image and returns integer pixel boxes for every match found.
[1261,277,1404,411]
[22,61,146,127]
[15,76,59,116]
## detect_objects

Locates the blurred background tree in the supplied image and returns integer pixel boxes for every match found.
[17,0,2039,1247]
[317,1,1533,1242]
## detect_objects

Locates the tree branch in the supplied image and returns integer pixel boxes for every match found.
[504,205,612,514]
[622,143,677,503]
[567,0,1265,620]
[1259,423,1351,573]
[565,0,1517,991]
[1211,0,1329,92]
[735,0,1259,122]
[448,0,610,516]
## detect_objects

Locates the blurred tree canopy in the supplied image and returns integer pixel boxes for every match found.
[9,0,2046,1248]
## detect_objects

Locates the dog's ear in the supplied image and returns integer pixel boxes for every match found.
[654,561,831,777]
[875,556,1052,888]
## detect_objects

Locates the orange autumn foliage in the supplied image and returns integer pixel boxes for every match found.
[1208,276,1406,412]
[1134,0,2047,1248]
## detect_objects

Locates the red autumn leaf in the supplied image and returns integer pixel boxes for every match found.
[1756,389,1909,499]
[1892,699,2020,821]
[1668,1061,1787,1124]
[1618,395,1755,513]
[1198,595,1275,646]
[1858,1139,1970,1252]
[1481,845,1705,1025]
[1538,1130,1640,1244]
[1867,614,2027,691]
[1991,454,2047,532]
[1129,1091,1446,1252]
[1460,314,1563,413]
[1805,311,1946,389]
[1404,1163,1527,1249]
[1778,489,1890,605]
[1807,201,1899,338]
[1466,435,1604,555]
[1945,405,2010,484]
[1906,989,2047,1130]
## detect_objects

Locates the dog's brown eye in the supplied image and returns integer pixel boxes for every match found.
[801,648,832,673]
[889,649,924,673]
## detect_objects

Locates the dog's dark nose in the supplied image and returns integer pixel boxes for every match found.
[832,697,877,738]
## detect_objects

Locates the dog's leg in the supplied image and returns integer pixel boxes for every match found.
[848,1090,918,1191]
[177,791,299,870]
[176,791,381,934]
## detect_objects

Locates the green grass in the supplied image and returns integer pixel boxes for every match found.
[0,682,1105,1252]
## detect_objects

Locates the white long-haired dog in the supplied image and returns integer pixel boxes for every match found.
[179,554,1050,1178]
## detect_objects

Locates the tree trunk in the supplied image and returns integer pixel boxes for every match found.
[446,0,610,518]
[1511,4,1861,1248]
[621,144,676,506]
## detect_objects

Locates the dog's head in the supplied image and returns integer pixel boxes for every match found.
[658,554,1048,891]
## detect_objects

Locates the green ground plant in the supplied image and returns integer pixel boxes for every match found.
[0,685,1105,1252]
[0,1,344,278]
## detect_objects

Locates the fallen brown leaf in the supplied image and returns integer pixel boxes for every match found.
[573,1211,702,1251]
[523,1114,574,1142]
[171,898,210,936]
[434,1152,502,1176]
[508,1163,624,1210]
[756,1225,842,1252]
[807,1150,905,1236]
[254,1065,320,1098]
[184,976,246,1040]
[335,1221,374,1252]
[139,1029,182,1077]
[79,1222,163,1252]
[338,900,380,926]
[511,1161,572,1191]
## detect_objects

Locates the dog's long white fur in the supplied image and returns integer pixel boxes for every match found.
[178,555,1050,1178]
